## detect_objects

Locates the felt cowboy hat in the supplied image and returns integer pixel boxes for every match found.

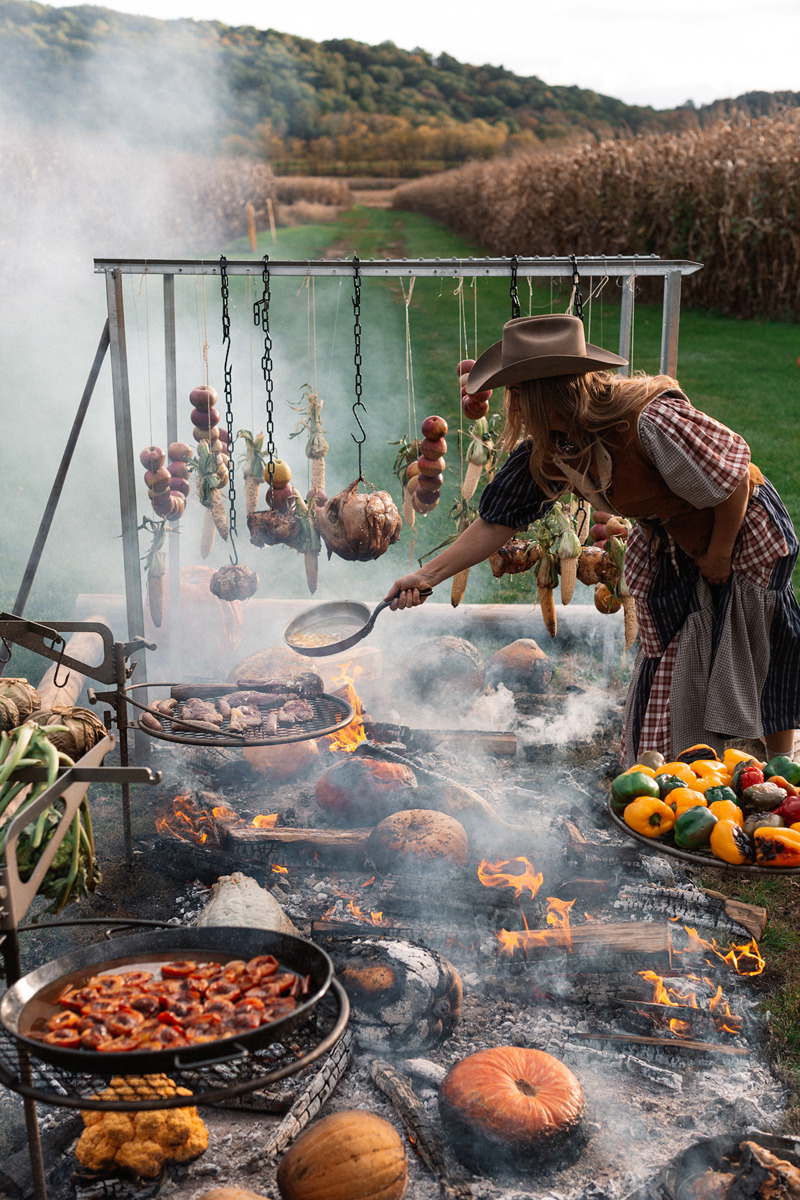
[467,314,628,393]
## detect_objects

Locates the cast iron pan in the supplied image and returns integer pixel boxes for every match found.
[0,927,333,1075]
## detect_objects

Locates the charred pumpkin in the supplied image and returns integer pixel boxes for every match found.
[315,756,418,825]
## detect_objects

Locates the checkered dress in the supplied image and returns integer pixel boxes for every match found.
[478,394,800,763]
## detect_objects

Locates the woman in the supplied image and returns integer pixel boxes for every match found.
[385,313,800,766]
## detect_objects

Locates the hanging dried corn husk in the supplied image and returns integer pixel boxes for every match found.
[605,534,638,650]
[237,429,268,515]
[536,549,559,639]
[190,441,228,543]
[461,417,492,501]
[0,678,40,724]
[28,707,107,760]
[140,517,167,628]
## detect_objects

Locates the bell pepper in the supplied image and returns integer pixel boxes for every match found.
[742,781,786,811]
[767,775,800,798]
[764,755,800,786]
[610,770,661,815]
[657,774,688,801]
[691,759,730,780]
[621,764,657,777]
[656,762,698,787]
[704,784,740,808]
[708,799,745,827]
[667,786,708,816]
[692,774,733,795]
[754,826,800,867]
[731,759,764,797]
[775,794,800,824]
[710,819,755,865]
[744,811,785,836]
[623,797,676,838]
[674,805,718,849]
[724,747,761,773]
[676,743,720,765]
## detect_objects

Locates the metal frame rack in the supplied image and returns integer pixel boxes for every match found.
[87,255,699,693]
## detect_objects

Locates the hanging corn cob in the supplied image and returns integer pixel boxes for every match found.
[237,429,268,515]
[291,488,322,595]
[449,498,473,607]
[536,548,559,638]
[390,435,422,529]
[553,502,583,606]
[139,517,167,628]
[461,417,492,501]
[190,440,229,549]
[606,533,638,649]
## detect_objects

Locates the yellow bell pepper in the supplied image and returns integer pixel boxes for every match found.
[623,797,676,838]
[655,762,697,787]
[691,774,733,795]
[708,799,744,827]
[723,747,761,772]
[754,826,800,867]
[691,759,730,780]
[667,786,708,816]
[622,764,657,777]
[709,819,755,865]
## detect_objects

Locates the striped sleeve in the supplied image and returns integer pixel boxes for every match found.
[478,441,555,528]
[638,394,751,508]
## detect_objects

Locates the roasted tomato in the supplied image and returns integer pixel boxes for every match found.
[160,961,198,978]
[44,1028,82,1048]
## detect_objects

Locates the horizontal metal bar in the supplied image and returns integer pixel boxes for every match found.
[95,255,703,279]
[11,767,160,785]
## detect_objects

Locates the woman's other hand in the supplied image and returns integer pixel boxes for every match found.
[695,551,733,585]
[385,572,434,610]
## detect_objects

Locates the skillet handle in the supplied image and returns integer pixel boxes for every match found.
[367,586,433,630]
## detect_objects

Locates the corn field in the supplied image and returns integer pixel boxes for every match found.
[391,113,800,321]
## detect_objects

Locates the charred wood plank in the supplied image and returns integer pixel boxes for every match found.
[498,922,676,961]
[572,1031,750,1056]
[616,884,767,941]
[370,1059,474,1200]
[311,919,418,940]
[222,825,371,865]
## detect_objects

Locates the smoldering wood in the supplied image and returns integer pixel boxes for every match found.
[363,720,517,757]
[617,999,744,1036]
[615,884,767,941]
[242,1029,354,1169]
[0,1112,84,1200]
[74,1179,161,1200]
[370,1059,475,1200]
[311,919,419,940]
[223,824,371,865]
[573,1031,751,1056]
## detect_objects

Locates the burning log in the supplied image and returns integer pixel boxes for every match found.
[370,1059,475,1200]
[329,937,462,1050]
[223,825,371,866]
[616,883,768,941]
[573,1031,750,1056]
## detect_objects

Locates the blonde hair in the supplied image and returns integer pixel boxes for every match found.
[500,370,680,496]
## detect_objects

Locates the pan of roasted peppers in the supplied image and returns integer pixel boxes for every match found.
[606,743,800,873]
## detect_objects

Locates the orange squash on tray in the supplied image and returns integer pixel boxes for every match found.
[438,1046,585,1171]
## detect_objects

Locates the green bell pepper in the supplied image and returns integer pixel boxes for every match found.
[657,774,688,801]
[704,784,741,808]
[610,770,661,815]
[674,805,718,850]
[764,755,800,786]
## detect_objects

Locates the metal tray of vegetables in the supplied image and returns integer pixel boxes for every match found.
[607,747,800,876]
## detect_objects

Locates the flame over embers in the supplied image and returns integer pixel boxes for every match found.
[322,880,384,926]
[674,924,765,976]
[156,794,278,847]
[325,663,366,753]
[638,969,743,1037]
[478,857,575,955]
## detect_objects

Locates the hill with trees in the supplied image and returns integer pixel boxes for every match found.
[2,0,799,174]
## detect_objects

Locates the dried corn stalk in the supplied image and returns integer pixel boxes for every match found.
[190,441,229,545]
[237,429,267,515]
[139,517,167,628]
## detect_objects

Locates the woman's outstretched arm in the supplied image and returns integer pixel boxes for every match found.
[384,517,515,609]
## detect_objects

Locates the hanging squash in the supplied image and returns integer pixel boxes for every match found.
[276,1110,408,1200]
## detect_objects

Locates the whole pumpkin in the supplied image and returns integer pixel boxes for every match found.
[315,756,417,825]
[485,639,553,693]
[439,1046,585,1171]
[244,739,319,782]
[366,809,468,875]
[276,1110,408,1200]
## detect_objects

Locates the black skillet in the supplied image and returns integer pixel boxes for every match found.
[0,926,333,1074]
[283,589,433,658]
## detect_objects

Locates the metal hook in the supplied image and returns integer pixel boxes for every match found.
[0,637,12,667]
[51,636,71,690]
[228,529,239,566]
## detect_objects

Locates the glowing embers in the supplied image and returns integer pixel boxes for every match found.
[636,969,744,1038]
[156,793,278,849]
[322,879,385,927]
[324,663,366,754]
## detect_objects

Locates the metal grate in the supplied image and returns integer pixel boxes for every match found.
[134,692,355,747]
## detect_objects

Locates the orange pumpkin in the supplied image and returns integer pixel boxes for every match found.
[439,1046,585,1171]
[276,1110,407,1200]
[315,756,418,825]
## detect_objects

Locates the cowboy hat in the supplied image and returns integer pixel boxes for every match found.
[467,314,628,393]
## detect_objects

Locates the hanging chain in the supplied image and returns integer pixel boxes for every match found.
[219,256,238,561]
[569,254,584,322]
[254,254,276,508]
[509,255,521,319]
[351,255,366,480]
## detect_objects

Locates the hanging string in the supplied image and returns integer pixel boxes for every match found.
[351,255,366,481]
[509,255,521,319]
[254,254,276,506]
[584,276,609,346]
[200,272,210,384]
[455,275,466,489]
[245,275,255,430]
[401,277,417,447]
[326,279,343,395]
[219,255,238,563]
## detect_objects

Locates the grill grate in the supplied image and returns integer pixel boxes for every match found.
[133,692,355,747]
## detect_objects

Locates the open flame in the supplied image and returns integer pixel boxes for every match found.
[322,881,385,926]
[477,857,574,956]
[325,663,366,753]
[638,968,743,1037]
[156,793,279,847]
[675,924,765,976]
[477,857,543,899]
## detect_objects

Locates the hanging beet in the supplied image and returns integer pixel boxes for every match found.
[315,480,402,561]
[209,564,259,602]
